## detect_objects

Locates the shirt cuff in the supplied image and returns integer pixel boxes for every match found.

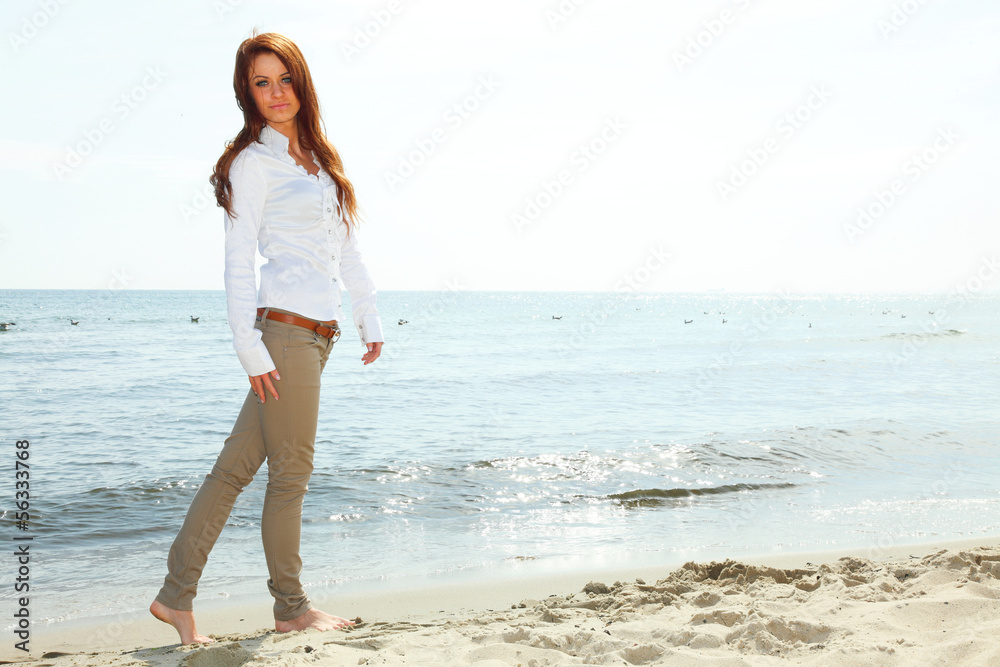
[356,314,384,345]
[236,340,277,377]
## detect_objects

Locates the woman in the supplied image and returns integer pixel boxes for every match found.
[149,31,384,645]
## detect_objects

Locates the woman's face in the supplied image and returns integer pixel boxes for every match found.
[248,51,300,126]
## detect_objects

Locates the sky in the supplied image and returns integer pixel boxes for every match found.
[1,0,998,293]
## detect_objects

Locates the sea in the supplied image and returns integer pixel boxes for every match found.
[1,289,998,630]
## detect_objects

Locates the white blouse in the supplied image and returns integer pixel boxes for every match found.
[223,122,384,376]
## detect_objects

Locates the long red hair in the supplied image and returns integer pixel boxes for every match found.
[211,30,361,232]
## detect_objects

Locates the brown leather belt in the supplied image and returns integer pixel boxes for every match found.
[256,307,341,340]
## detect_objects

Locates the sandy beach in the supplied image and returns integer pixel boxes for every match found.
[8,537,1000,666]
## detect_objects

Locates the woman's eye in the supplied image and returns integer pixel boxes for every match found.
[253,77,291,87]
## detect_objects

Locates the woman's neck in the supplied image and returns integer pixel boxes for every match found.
[267,120,303,154]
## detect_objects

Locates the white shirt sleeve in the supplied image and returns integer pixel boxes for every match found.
[339,224,385,345]
[223,150,276,376]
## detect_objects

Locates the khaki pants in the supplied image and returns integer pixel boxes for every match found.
[155,311,336,621]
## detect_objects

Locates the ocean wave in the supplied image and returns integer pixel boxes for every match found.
[880,329,965,341]
[608,482,797,508]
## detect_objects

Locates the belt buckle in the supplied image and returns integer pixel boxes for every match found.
[316,322,341,343]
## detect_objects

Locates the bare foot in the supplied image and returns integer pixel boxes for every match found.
[149,599,215,645]
[275,608,355,634]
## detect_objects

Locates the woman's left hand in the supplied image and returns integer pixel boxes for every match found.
[362,341,383,365]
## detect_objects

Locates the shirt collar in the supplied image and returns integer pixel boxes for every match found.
[258,122,291,158]
[257,123,330,184]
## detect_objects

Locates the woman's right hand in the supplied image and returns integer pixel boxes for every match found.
[250,369,281,403]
